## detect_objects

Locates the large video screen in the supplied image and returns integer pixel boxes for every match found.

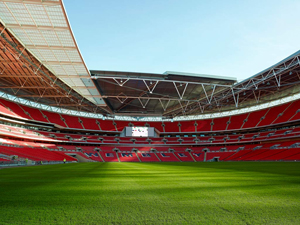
[132,127,148,137]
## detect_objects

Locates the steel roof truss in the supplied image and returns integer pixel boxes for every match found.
[231,88,239,108]
[116,92,128,103]
[113,78,129,87]
[159,99,171,111]
[253,90,261,103]
[184,101,190,112]
[178,100,186,115]
[272,69,281,87]
[138,97,150,109]
[201,84,216,104]
[143,79,158,94]
[173,82,188,100]
[198,102,204,113]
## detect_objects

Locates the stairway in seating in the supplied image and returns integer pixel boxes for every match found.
[189,152,196,162]
[97,152,105,162]
[173,152,181,162]
[154,152,161,161]
[135,152,141,162]
[116,152,120,162]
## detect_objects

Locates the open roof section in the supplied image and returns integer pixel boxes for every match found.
[0,0,106,107]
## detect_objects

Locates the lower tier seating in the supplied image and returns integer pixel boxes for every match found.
[0,146,76,162]
[99,152,119,162]
[137,153,160,162]
[118,153,140,162]
[156,153,180,162]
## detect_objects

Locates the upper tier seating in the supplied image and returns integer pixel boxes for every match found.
[19,105,48,123]
[258,103,289,127]
[80,117,100,130]
[163,122,180,133]
[0,101,22,118]
[41,110,66,127]
[61,115,83,129]
[212,117,228,131]
[1,97,300,132]
[227,114,248,130]
[196,119,212,131]
[180,121,196,132]
[0,99,31,119]
[243,109,268,129]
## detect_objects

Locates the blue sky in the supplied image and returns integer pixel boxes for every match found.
[64,0,300,81]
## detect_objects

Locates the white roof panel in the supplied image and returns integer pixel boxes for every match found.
[0,0,105,106]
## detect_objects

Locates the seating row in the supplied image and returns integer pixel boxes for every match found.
[1,97,300,132]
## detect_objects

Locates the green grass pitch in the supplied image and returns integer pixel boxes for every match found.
[0,162,300,225]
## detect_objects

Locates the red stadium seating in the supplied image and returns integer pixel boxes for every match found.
[258,103,288,126]
[0,98,31,119]
[1,94,300,164]
[163,122,180,133]
[223,150,252,161]
[80,117,100,130]
[212,117,228,131]
[61,115,83,129]
[262,149,300,161]
[137,152,160,162]
[180,121,196,132]
[99,152,119,162]
[227,114,248,130]
[191,152,205,161]
[99,120,116,131]
[156,153,180,162]
[0,100,19,117]
[174,152,194,161]
[41,110,66,127]
[114,121,129,132]
[0,146,76,161]
[118,152,140,162]
[19,105,48,123]
[196,119,212,131]
[84,151,103,162]
[243,109,268,129]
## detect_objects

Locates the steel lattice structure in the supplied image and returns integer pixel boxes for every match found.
[0,0,299,121]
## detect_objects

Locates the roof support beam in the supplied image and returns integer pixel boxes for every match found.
[103,95,200,102]
[5,24,68,30]
[173,82,188,99]
[0,0,61,6]
[93,76,233,88]
[143,80,158,94]
[25,45,77,50]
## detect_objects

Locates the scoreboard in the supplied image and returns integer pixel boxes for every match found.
[124,127,155,137]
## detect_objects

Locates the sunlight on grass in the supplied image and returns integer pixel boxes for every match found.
[0,162,299,224]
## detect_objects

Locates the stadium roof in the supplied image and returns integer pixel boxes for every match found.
[0,0,299,119]
[164,71,237,82]
[0,0,105,107]
[91,70,237,117]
